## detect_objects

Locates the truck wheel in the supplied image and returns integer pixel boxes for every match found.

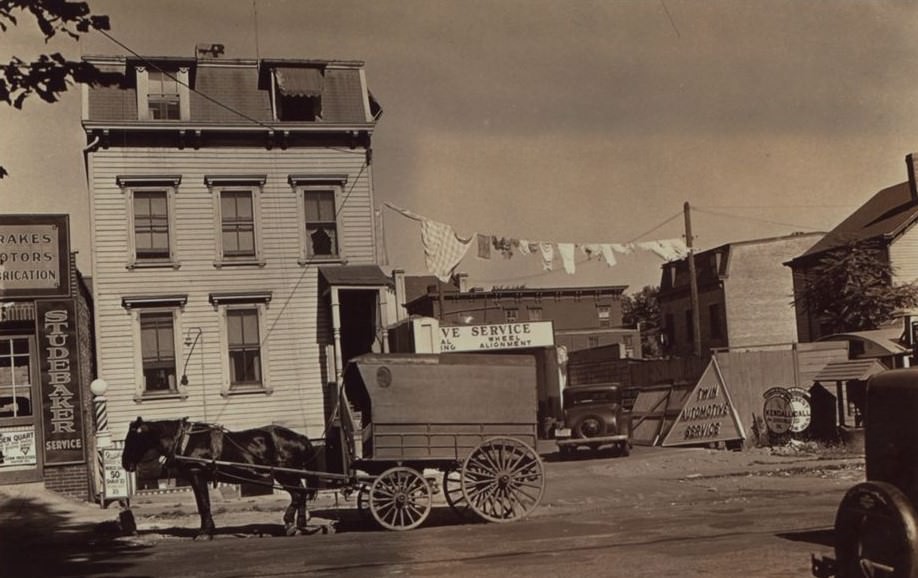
[834,481,918,578]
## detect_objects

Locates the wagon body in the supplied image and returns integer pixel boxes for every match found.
[343,352,538,466]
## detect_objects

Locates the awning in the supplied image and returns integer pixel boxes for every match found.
[813,359,888,382]
[818,326,907,355]
[319,265,392,288]
[275,67,324,97]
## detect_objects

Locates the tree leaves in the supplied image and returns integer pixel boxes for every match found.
[0,0,112,177]
[793,240,918,333]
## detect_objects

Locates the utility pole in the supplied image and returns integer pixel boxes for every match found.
[684,201,702,356]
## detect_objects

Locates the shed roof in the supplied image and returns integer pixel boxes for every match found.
[319,265,392,288]
[813,359,888,382]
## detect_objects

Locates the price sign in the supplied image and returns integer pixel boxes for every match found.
[102,448,130,500]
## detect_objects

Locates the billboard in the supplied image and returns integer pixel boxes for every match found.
[440,321,555,352]
[0,215,70,298]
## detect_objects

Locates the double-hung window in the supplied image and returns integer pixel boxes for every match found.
[123,295,187,401]
[206,176,265,267]
[210,292,272,395]
[597,305,611,328]
[135,65,191,121]
[289,175,346,264]
[118,176,181,269]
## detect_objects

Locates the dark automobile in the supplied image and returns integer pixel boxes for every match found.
[555,383,631,459]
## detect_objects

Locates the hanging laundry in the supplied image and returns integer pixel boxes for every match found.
[611,243,635,255]
[580,244,601,260]
[492,236,514,259]
[637,239,685,262]
[599,244,617,267]
[538,242,554,271]
[528,241,540,255]
[420,218,474,282]
[558,243,576,274]
[665,238,689,259]
[477,233,492,259]
[518,239,533,256]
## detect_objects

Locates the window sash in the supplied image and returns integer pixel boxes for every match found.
[221,191,256,257]
[304,191,338,257]
[0,337,32,418]
[133,191,171,259]
[140,312,176,392]
[227,309,262,386]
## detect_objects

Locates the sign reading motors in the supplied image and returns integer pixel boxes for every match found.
[0,215,70,297]
[440,321,555,352]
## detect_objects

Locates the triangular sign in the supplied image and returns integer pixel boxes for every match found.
[661,357,745,447]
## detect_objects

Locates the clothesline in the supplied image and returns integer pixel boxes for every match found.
[383,202,688,282]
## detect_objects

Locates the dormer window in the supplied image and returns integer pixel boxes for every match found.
[147,70,180,119]
[272,67,324,121]
[135,65,191,121]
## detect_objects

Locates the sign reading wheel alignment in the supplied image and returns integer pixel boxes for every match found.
[661,357,745,447]
[440,321,555,352]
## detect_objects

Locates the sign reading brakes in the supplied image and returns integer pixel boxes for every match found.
[440,321,555,352]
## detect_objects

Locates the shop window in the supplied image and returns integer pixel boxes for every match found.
[118,176,181,269]
[0,337,32,419]
[290,175,346,264]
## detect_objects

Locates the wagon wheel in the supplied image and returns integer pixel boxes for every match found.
[460,437,545,523]
[355,483,372,521]
[443,470,472,519]
[368,467,432,531]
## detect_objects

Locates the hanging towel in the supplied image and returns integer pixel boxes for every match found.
[518,239,533,256]
[421,218,474,282]
[492,236,514,259]
[580,244,602,260]
[477,233,492,259]
[638,239,684,262]
[611,242,635,255]
[558,243,576,274]
[538,242,554,271]
[599,244,617,267]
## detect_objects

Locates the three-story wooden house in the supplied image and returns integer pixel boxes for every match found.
[82,50,391,447]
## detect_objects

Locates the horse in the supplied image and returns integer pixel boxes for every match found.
[121,417,320,539]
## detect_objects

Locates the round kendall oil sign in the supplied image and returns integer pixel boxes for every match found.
[763,387,811,435]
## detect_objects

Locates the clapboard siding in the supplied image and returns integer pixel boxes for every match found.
[891,224,918,284]
[90,146,377,439]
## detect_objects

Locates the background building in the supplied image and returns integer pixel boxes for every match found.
[658,232,824,356]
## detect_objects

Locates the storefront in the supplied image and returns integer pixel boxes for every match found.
[0,215,94,499]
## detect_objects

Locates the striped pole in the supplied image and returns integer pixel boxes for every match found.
[90,379,111,504]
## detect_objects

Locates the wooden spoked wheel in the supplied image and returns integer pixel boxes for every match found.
[443,469,472,518]
[460,437,545,523]
[355,483,372,521]
[368,467,433,531]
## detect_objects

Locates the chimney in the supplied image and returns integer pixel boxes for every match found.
[455,273,469,293]
[908,153,918,200]
[391,269,407,322]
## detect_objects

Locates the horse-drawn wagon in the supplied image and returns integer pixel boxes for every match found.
[121,352,546,536]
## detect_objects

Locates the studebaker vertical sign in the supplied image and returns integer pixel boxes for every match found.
[36,299,85,465]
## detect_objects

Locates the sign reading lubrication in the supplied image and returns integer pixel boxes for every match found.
[0,215,70,298]
[440,321,555,352]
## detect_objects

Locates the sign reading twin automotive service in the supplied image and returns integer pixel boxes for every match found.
[0,215,70,297]
[440,321,555,352]
[36,299,85,465]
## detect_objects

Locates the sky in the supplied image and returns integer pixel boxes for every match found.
[3,0,918,293]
